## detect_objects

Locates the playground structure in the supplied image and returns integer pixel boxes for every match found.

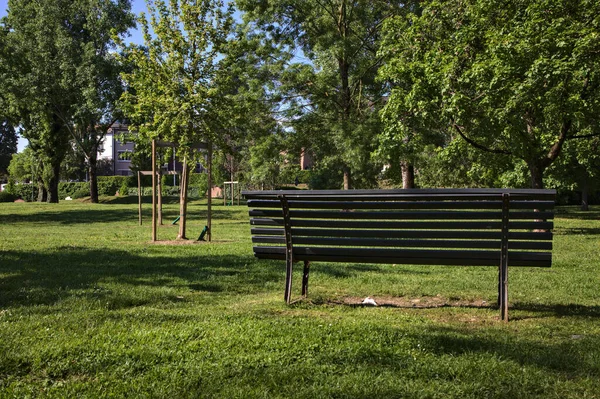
[140,139,212,242]
[223,181,240,206]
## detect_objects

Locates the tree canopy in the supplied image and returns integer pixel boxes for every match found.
[1,0,134,202]
[239,0,416,189]
[378,0,600,189]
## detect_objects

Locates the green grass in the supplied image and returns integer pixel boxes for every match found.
[1,199,599,398]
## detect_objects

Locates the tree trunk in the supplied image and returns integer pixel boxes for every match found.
[88,152,99,203]
[581,177,590,211]
[401,161,415,189]
[37,178,47,202]
[527,162,545,189]
[47,160,61,203]
[207,142,213,242]
[343,166,351,190]
[177,158,189,240]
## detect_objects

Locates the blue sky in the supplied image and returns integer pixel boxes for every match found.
[1,0,149,152]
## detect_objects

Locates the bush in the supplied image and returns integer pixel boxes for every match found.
[0,191,17,202]
[97,176,129,196]
[58,182,89,199]
[119,180,129,197]
[188,173,208,198]
[71,187,90,199]
[7,183,38,202]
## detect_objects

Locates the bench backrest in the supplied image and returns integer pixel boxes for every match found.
[243,188,556,268]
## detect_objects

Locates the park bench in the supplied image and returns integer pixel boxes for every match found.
[242,188,556,321]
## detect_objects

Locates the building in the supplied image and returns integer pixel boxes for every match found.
[97,122,135,176]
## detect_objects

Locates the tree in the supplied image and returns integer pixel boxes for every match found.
[121,0,235,240]
[379,0,600,189]
[2,0,79,202]
[0,119,17,179]
[1,0,134,202]
[547,137,600,210]
[238,0,414,189]
[65,1,135,203]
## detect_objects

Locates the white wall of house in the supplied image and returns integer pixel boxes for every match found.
[98,132,114,160]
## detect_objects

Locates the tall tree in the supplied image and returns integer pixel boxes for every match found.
[65,1,135,203]
[2,0,79,202]
[1,0,134,202]
[238,0,413,189]
[121,0,235,240]
[379,0,600,189]
[0,119,17,178]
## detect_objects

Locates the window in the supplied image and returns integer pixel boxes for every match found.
[117,150,133,161]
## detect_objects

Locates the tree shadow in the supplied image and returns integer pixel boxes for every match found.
[399,325,600,377]
[554,208,600,220]
[0,248,280,308]
[0,206,244,225]
[302,262,432,279]
[554,227,600,235]
[208,318,600,398]
[510,302,600,318]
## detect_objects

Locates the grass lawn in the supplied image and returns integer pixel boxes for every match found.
[1,198,599,398]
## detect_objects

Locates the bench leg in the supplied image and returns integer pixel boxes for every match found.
[498,261,508,322]
[301,261,311,297]
[499,192,509,322]
[284,257,293,304]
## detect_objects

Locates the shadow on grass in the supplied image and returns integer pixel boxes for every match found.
[554,227,600,236]
[212,320,600,398]
[555,207,600,220]
[0,248,280,308]
[402,325,600,377]
[511,302,600,318]
[0,207,243,225]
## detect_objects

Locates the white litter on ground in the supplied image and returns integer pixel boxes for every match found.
[361,297,378,306]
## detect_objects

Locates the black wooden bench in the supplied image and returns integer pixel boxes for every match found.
[242,188,556,321]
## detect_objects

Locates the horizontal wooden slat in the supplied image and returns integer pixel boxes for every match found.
[243,188,556,201]
[249,209,553,221]
[250,218,554,231]
[248,199,555,211]
[250,228,553,241]
[252,236,553,251]
[252,246,552,267]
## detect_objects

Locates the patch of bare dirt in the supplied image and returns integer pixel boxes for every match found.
[338,295,491,309]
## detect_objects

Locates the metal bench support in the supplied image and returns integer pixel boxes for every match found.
[499,193,510,322]
[301,261,311,297]
[279,195,294,304]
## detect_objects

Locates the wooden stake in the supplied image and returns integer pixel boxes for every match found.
[158,170,163,226]
[207,142,212,242]
[151,139,157,242]
[137,171,142,226]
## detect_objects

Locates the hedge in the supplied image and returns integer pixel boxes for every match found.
[0,191,18,202]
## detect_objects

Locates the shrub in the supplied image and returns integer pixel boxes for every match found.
[188,173,208,198]
[59,182,89,199]
[7,183,38,202]
[119,180,129,197]
[71,187,90,199]
[0,191,17,202]
[97,176,129,196]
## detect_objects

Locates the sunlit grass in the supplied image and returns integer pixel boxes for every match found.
[1,200,599,398]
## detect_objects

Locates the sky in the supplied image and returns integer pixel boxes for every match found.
[0,0,149,152]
